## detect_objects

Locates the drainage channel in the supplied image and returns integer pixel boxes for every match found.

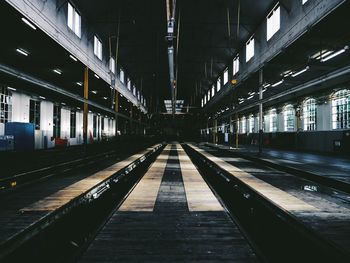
[183,144,348,263]
[2,145,164,263]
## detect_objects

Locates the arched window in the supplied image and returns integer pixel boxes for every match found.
[303,98,317,131]
[332,89,350,129]
[284,105,295,131]
[269,109,277,132]
[249,115,254,133]
[240,116,246,133]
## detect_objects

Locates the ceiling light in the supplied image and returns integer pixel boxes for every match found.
[53,69,62,75]
[61,102,66,105]
[103,97,108,100]
[7,86,16,91]
[21,17,36,30]
[321,46,349,62]
[77,107,81,110]
[76,82,83,86]
[69,55,77,62]
[263,83,271,88]
[16,48,29,56]
[91,90,97,94]
[94,74,100,79]
[39,96,46,100]
[271,79,284,87]
[291,66,309,77]
[247,95,254,100]
[239,100,244,104]
[311,49,332,60]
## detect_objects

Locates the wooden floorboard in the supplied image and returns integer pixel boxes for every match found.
[80,144,257,262]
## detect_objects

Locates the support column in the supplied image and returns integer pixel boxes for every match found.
[83,67,89,145]
[258,69,263,154]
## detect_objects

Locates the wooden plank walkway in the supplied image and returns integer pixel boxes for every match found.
[189,144,350,256]
[79,143,257,262]
[0,145,161,253]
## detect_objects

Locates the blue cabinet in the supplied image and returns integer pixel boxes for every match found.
[5,122,35,151]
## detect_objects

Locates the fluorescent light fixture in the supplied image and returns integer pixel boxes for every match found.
[7,86,16,91]
[69,55,77,62]
[94,74,100,79]
[88,110,92,113]
[321,46,348,62]
[292,66,309,77]
[16,48,29,56]
[77,107,81,110]
[281,70,293,77]
[262,88,267,93]
[311,49,332,60]
[103,97,108,100]
[53,69,62,75]
[61,102,66,105]
[247,95,254,100]
[248,91,256,96]
[239,100,244,104]
[39,96,46,100]
[21,17,36,30]
[76,82,83,86]
[263,83,271,88]
[272,79,284,87]
[91,90,97,94]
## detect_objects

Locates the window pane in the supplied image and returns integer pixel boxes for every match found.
[223,68,228,85]
[67,3,74,30]
[75,11,81,38]
[246,38,254,62]
[267,5,280,41]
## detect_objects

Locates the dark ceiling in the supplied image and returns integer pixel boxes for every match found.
[75,0,276,112]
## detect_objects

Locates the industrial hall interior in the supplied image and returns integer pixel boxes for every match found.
[1,0,350,262]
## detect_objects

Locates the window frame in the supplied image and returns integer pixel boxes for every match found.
[284,105,295,132]
[266,3,280,41]
[94,35,103,60]
[233,55,239,76]
[332,89,350,130]
[67,2,81,38]
[303,98,317,131]
[29,99,41,130]
[223,68,228,85]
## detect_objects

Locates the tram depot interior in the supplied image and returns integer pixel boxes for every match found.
[0,0,350,262]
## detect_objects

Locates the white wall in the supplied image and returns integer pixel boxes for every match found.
[12,92,30,123]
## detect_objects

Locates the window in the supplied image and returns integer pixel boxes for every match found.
[284,105,295,131]
[332,89,350,129]
[240,117,246,134]
[233,55,239,76]
[207,90,211,102]
[29,100,40,130]
[94,36,102,60]
[93,115,97,137]
[67,3,81,38]
[201,98,204,108]
[223,68,228,85]
[267,4,280,41]
[269,109,277,132]
[101,117,105,131]
[133,86,136,96]
[249,115,254,133]
[127,78,131,90]
[211,85,215,97]
[303,98,317,130]
[217,78,221,92]
[246,37,254,62]
[204,96,207,105]
[119,68,125,83]
[302,0,309,4]
[70,110,76,138]
[109,57,115,74]
[0,86,12,124]
[53,105,61,138]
